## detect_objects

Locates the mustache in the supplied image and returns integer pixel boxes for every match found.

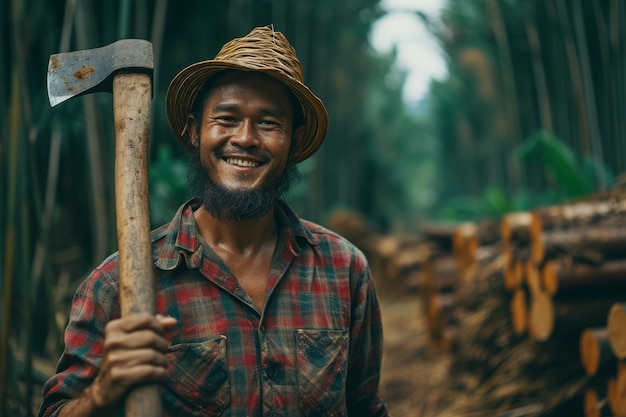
[215,146,271,163]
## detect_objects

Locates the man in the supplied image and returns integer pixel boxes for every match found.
[40,25,389,417]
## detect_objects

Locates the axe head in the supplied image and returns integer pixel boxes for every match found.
[47,39,153,107]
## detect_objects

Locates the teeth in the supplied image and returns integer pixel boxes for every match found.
[226,158,260,167]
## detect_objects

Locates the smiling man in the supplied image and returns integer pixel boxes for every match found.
[39,26,390,417]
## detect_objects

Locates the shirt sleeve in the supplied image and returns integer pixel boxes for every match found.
[38,256,121,417]
[345,249,390,417]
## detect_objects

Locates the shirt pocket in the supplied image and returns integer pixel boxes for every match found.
[296,329,349,417]
[163,336,230,416]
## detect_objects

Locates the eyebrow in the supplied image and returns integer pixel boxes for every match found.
[211,103,288,119]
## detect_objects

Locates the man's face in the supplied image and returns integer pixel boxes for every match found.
[187,72,304,219]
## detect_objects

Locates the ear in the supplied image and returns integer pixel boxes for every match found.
[185,115,200,148]
[293,125,307,146]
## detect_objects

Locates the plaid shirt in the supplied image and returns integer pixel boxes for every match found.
[40,199,389,417]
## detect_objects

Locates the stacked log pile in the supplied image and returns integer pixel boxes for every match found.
[418,196,626,416]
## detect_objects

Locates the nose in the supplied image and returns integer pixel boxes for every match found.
[230,120,259,148]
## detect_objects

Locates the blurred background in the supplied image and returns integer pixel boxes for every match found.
[2,0,625,415]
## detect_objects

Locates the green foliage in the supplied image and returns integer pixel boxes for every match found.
[516,130,591,198]
[437,130,613,221]
[149,146,189,227]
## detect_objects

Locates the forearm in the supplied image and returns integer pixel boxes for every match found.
[56,385,121,417]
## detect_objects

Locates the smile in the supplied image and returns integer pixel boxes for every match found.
[225,158,261,168]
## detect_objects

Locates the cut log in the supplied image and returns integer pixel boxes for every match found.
[384,243,434,283]
[500,212,540,244]
[503,259,523,290]
[527,290,554,342]
[607,302,626,359]
[432,255,461,291]
[524,260,542,295]
[427,292,456,338]
[452,222,478,269]
[615,363,626,416]
[583,388,610,417]
[531,226,626,265]
[530,199,626,231]
[607,377,619,417]
[540,260,626,296]
[540,261,560,296]
[510,287,528,336]
[579,327,616,376]
[529,294,619,342]
[420,221,459,251]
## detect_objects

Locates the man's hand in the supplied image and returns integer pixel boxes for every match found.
[59,313,178,417]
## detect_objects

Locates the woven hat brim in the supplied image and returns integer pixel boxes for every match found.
[165,60,329,163]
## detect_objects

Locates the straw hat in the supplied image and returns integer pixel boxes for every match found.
[165,25,329,163]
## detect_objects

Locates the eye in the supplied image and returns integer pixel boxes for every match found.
[216,115,237,124]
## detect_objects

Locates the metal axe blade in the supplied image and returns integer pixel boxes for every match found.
[47,39,153,107]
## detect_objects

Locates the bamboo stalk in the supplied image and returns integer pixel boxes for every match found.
[1,66,22,415]
[75,0,110,262]
[572,0,606,189]
[526,16,553,131]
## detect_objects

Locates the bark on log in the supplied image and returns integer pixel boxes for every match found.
[579,327,616,376]
[420,222,458,251]
[607,302,626,360]
[530,199,626,232]
[384,243,434,283]
[532,226,626,265]
[540,260,626,296]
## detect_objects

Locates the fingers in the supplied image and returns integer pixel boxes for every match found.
[90,313,177,410]
[106,312,177,335]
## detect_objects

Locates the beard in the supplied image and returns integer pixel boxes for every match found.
[187,148,300,221]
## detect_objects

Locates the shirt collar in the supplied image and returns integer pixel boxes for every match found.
[152,198,319,272]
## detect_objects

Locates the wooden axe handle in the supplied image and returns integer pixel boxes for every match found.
[113,72,161,417]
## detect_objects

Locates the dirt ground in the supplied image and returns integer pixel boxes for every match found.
[378,292,453,417]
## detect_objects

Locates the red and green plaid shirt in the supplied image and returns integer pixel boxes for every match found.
[40,199,389,417]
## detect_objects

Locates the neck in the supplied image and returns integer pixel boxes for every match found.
[193,205,278,255]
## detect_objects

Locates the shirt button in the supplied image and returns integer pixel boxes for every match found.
[266,363,276,379]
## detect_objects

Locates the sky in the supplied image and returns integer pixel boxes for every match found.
[369,0,447,104]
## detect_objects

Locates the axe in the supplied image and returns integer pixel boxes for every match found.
[47,40,161,416]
